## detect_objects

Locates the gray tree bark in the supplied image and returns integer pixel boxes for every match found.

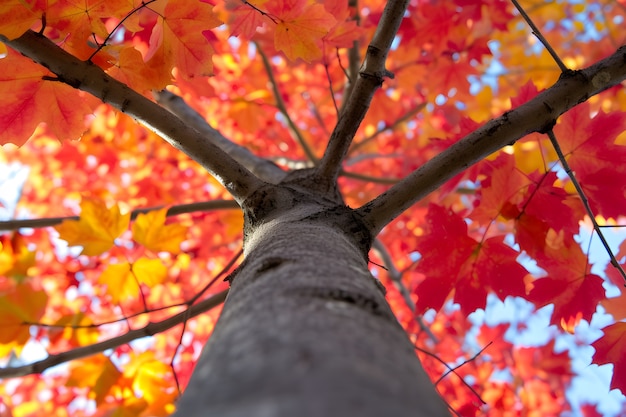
[174,180,449,416]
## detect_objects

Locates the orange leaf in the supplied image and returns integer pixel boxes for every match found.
[269,0,335,62]
[0,0,45,40]
[0,283,47,356]
[55,198,130,256]
[98,259,167,303]
[132,208,187,254]
[0,49,98,146]
[147,0,222,81]
[67,355,122,405]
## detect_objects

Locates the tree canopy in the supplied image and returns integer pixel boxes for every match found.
[1,0,626,415]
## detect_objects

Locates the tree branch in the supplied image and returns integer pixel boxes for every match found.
[0,31,266,204]
[0,199,239,231]
[0,290,228,379]
[357,46,626,235]
[316,0,410,183]
[256,44,318,163]
[154,90,286,184]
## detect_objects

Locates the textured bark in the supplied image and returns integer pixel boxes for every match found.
[174,184,449,417]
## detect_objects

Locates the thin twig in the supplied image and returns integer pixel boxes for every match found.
[510,0,568,72]
[547,130,626,284]
[0,290,228,379]
[255,43,318,163]
[350,102,427,153]
[372,240,438,343]
[340,170,400,184]
[0,200,239,231]
[339,0,363,114]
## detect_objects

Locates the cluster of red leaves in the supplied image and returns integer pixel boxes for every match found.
[1,0,626,416]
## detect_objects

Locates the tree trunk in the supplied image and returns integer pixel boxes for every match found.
[174,183,449,417]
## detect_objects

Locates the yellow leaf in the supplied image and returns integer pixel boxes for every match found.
[55,198,130,256]
[98,262,136,303]
[125,352,172,403]
[133,258,168,288]
[98,259,167,303]
[132,208,187,254]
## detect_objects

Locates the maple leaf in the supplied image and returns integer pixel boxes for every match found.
[0,49,99,146]
[55,198,130,256]
[0,0,45,39]
[554,102,626,219]
[216,0,270,38]
[125,352,173,404]
[0,283,47,356]
[414,204,527,315]
[529,269,605,333]
[67,355,122,405]
[146,0,222,80]
[268,0,336,62]
[591,322,626,394]
[98,259,167,303]
[132,208,187,254]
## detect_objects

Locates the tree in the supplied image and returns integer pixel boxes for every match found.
[0,0,625,415]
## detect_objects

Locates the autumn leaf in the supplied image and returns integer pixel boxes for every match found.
[0,283,47,356]
[125,352,173,403]
[98,259,167,303]
[55,198,130,256]
[67,355,122,405]
[591,322,626,394]
[146,0,222,80]
[268,0,336,62]
[554,102,626,220]
[132,207,187,254]
[414,204,528,315]
[0,0,45,40]
[0,49,99,146]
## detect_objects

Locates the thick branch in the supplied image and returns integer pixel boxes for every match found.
[357,46,626,235]
[1,31,266,204]
[0,290,228,379]
[154,91,286,184]
[316,0,409,182]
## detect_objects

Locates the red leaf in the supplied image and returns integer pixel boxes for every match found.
[591,322,626,394]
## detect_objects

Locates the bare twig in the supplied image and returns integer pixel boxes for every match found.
[1,31,266,203]
[317,0,410,183]
[357,46,626,236]
[547,130,626,284]
[339,0,363,114]
[350,102,427,153]
[0,290,228,379]
[256,43,318,163]
[372,240,438,343]
[0,200,239,231]
[510,0,568,72]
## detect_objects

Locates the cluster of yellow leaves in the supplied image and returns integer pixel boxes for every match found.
[55,198,186,303]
